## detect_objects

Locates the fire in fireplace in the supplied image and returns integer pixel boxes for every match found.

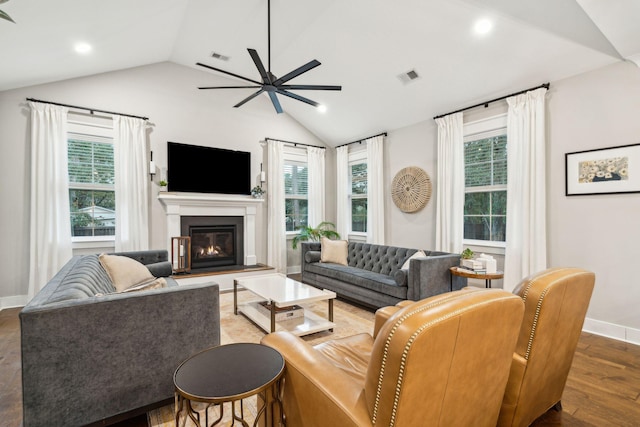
[181,216,244,270]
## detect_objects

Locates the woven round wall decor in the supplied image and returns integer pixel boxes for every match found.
[391,166,432,213]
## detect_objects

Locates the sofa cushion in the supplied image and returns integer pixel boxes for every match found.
[348,243,417,275]
[305,262,408,299]
[321,238,348,266]
[41,256,116,305]
[99,253,155,292]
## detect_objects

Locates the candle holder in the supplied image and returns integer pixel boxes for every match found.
[171,236,191,274]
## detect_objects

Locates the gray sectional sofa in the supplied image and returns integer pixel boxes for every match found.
[20,250,220,427]
[301,242,466,309]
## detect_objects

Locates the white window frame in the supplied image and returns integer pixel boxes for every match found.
[348,148,367,238]
[463,114,507,251]
[67,115,116,246]
[283,147,309,235]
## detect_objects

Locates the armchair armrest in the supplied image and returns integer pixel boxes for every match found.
[407,254,466,300]
[261,331,371,427]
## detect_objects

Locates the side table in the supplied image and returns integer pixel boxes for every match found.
[449,266,504,289]
[174,343,285,427]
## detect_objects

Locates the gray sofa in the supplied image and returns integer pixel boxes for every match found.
[20,250,220,427]
[301,242,466,309]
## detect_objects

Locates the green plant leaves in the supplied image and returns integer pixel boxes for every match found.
[0,9,14,23]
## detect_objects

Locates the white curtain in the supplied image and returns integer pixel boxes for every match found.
[366,135,385,244]
[113,116,149,252]
[336,145,349,240]
[435,112,465,253]
[503,87,548,291]
[28,102,73,300]
[307,146,325,227]
[267,140,287,273]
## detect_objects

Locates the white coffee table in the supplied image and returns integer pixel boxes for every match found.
[233,273,336,336]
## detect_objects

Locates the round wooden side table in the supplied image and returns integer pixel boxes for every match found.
[174,342,285,427]
[449,266,504,289]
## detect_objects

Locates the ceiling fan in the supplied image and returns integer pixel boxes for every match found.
[196,0,341,114]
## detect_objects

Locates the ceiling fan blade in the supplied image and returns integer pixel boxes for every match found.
[280,84,342,91]
[248,49,271,84]
[276,89,319,107]
[198,85,262,90]
[234,89,265,108]
[273,60,321,85]
[196,62,263,85]
[268,92,283,114]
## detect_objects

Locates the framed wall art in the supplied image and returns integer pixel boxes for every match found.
[565,143,640,196]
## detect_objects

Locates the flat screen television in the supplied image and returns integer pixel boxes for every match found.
[167,142,251,195]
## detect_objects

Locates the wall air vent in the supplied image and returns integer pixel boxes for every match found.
[210,52,230,61]
[398,69,420,84]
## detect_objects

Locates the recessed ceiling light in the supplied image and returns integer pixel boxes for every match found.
[74,43,92,54]
[474,18,493,35]
[317,105,327,113]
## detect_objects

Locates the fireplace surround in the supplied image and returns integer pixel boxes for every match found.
[158,193,261,268]
[181,216,244,270]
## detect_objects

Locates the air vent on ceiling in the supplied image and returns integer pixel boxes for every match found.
[398,69,420,84]
[210,52,230,61]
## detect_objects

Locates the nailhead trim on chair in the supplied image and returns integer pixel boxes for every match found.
[371,292,478,425]
[519,268,583,361]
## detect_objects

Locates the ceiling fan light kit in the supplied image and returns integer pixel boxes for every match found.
[197,0,341,114]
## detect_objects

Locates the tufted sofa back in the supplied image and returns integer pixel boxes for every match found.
[348,242,417,276]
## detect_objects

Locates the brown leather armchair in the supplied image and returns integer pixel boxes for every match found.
[497,267,595,427]
[261,288,524,427]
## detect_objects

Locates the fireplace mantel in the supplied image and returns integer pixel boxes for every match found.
[158,192,263,266]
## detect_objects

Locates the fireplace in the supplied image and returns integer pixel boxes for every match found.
[181,216,244,270]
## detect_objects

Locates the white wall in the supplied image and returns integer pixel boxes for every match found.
[0,61,326,303]
[547,61,640,341]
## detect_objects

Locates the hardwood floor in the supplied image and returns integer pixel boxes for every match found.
[2,305,639,426]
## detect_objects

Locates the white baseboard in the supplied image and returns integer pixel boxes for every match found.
[583,317,640,345]
[287,266,301,275]
[0,294,28,311]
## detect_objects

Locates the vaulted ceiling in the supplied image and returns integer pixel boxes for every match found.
[1,0,638,145]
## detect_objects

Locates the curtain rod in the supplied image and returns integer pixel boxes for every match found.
[335,132,387,149]
[26,97,149,121]
[432,83,550,120]
[264,137,326,150]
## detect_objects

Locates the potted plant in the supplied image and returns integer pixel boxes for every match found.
[461,248,474,259]
[292,221,340,249]
[159,180,168,188]
[251,185,265,198]
[0,0,15,23]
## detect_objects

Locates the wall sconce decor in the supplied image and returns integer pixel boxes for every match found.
[171,236,191,274]
[149,151,156,181]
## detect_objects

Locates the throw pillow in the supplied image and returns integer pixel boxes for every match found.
[401,250,427,270]
[99,253,156,293]
[320,237,348,266]
[121,277,167,293]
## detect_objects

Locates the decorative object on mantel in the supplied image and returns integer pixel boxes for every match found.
[291,221,340,249]
[391,166,432,213]
[159,180,168,188]
[565,143,640,196]
[0,0,15,23]
[251,185,265,198]
[171,236,191,274]
[195,0,341,114]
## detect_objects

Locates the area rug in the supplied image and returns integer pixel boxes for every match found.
[148,289,375,426]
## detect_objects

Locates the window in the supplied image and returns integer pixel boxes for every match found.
[284,162,308,232]
[349,149,367,233]
[463,116,507,244]
[67,118,115,240]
